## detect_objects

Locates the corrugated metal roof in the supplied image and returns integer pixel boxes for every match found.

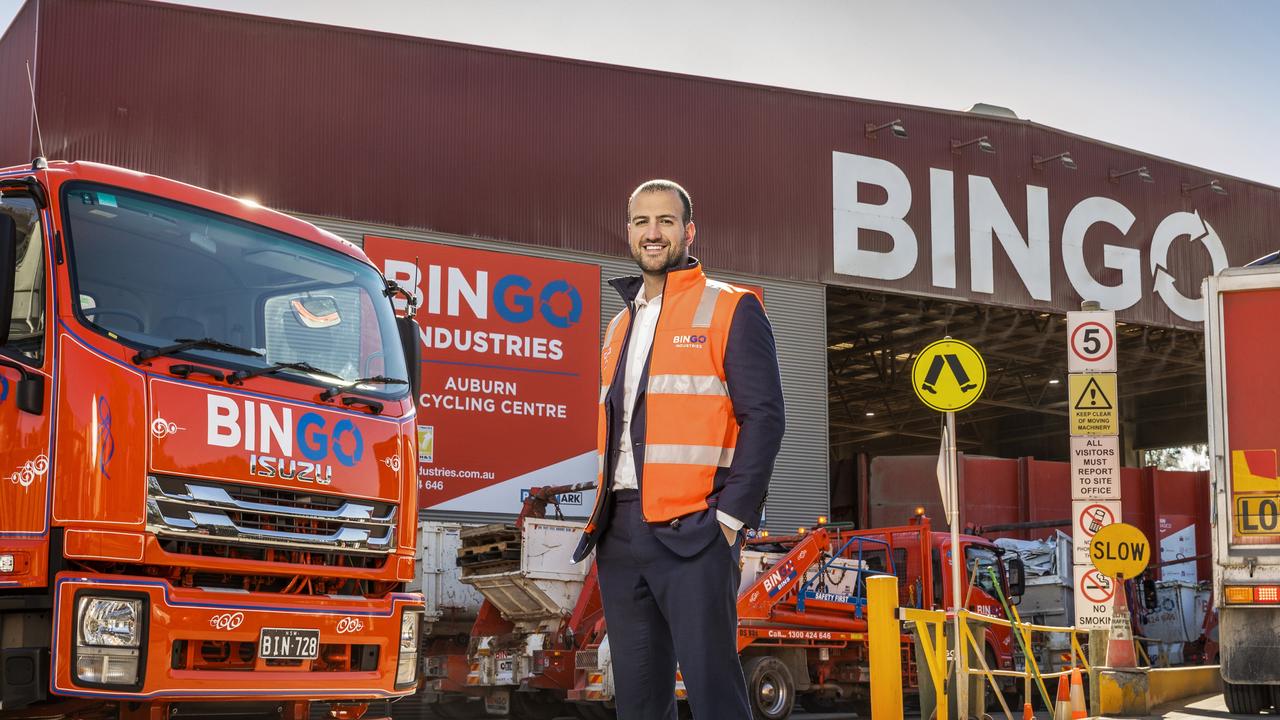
[11,0,1280,328]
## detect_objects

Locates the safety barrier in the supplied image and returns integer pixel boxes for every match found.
[893,607,1092,719]
[867,567,1096,720]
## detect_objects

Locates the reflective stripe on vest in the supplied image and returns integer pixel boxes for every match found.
[646,444,735,468]
[692,283,722,328]
[647,373,728,397]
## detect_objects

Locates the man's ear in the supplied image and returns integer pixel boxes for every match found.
[685,220,696,248]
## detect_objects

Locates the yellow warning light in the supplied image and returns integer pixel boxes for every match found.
[914,506,926,516]
[817,515,828,525]
[1225,586,1254,604]
[797,527,807,535]
[760,530,769,538]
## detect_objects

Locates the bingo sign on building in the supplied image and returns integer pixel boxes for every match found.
[364,236,600,514]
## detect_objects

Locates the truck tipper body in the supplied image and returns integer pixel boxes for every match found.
[1204,261,1280,713]
[0,160,423,719]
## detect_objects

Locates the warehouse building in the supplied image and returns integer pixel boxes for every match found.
[3,0,1277,532]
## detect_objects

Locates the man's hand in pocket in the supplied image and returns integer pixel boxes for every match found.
[720,522,737,546]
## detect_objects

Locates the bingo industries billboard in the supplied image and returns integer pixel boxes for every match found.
[364,236,600,514]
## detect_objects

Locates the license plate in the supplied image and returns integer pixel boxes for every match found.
[258,627,320,660]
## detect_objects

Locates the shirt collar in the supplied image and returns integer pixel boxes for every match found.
[633,287,662,308]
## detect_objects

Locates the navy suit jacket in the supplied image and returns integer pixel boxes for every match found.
[573,268,786,561]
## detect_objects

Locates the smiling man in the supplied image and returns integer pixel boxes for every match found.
[572,179,785,718]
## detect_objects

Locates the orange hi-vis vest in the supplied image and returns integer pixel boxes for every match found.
[588,263,752,526]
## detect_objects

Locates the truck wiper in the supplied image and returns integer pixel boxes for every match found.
[229,361,344,385]
[132,337,264,365]
[319,375,409,401]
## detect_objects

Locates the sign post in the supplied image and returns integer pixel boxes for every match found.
[912,338,986,719]
[1067,306,1123,629]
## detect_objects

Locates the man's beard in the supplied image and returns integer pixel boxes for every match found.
[632,241,688,274]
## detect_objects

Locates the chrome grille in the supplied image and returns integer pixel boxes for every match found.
[146,475,397,555]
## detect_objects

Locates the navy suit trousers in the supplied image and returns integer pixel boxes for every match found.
[596,491,752,719]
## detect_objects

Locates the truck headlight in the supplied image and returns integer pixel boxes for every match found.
[396,610,421,688]
[80,598,142,647]
[75,596,145,687]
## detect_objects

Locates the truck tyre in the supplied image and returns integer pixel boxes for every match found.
[1224,681,1266,714]
[743,655,795,720]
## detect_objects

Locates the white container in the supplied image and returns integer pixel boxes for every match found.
[412,521,485,626]
[461,518,588,631]
[1141,581,1201,643]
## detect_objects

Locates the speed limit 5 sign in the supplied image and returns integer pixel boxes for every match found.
[1067,310,1117,373]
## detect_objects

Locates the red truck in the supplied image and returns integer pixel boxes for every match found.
[0,159,424,720]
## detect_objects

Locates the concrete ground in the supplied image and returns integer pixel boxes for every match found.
[794,692,1261,718]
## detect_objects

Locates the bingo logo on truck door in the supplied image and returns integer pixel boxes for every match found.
[206,394,364,484]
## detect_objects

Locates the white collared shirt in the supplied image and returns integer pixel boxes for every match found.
[611,287,742,531]
[611,289,661,493]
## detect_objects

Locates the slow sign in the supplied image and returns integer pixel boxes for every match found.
[1089,522,1151,579]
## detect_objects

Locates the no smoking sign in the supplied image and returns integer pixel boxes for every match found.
[1067,310,1117,373]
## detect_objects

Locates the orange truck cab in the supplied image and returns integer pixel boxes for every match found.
[0,160,424,719]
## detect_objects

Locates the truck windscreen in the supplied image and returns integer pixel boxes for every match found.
[62,183,409,396]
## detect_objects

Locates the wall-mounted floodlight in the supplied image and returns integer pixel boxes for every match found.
[865,119,907,140]
[951,136,994,155]
[1109,166,1154,184]
[1181,179,1227,196]
[1032,152,1077,171]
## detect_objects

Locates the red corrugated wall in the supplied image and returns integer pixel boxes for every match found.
[0,2,37,165]
[872,455,1209,579]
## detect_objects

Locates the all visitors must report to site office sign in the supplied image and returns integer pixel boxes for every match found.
[364,236,600,514]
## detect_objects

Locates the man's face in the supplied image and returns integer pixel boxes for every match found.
[627,190,695,275]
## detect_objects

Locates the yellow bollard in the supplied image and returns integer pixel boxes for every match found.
[868,575,904,719]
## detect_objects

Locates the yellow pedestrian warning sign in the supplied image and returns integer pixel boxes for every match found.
[1069,373,1117,435]
[911,338,986,412]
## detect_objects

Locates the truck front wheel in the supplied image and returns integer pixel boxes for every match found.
[1224,681,1267,714]
[742,655,795,720]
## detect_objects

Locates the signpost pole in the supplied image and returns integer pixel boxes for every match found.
[911,337,985,719]
[947,409,968,717]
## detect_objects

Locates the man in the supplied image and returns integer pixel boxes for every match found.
[572,179,785,718]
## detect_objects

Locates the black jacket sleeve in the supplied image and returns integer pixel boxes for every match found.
[714,293,785,527]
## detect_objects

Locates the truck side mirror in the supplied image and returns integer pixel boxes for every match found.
[1006,557,1026,598]
[0,214,16,346]
[397,316,422,401]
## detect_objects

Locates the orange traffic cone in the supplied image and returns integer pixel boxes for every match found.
[1106,585,1139,668]
[1053,672,1072,720]
[1069,666,1087,719]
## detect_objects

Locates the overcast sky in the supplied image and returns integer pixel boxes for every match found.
[1,0,1276,187]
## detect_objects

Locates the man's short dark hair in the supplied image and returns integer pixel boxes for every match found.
[629,179,692,225]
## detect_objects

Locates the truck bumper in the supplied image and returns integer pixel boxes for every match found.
[51,573,423,701]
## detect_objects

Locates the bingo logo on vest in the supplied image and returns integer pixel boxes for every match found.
[671,333,707,349]
[206,394,364,485]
